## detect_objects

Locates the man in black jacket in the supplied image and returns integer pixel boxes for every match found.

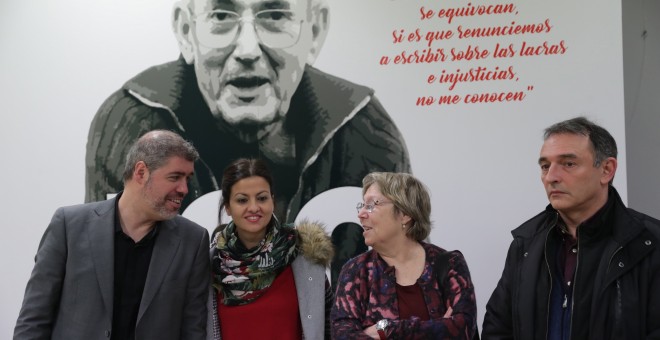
[482,117,660,339]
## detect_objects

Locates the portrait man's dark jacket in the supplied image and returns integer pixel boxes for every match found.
[482,187,660,339]
[85,58,410,221]
[14,197,210,339]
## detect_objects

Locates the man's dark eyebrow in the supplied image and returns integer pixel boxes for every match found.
[210,0,235,5]
[260,0,292,10]
[208,0,236,10]
[168,171,194,177]
[538,154,578,165]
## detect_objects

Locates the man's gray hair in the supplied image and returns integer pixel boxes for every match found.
[122,130,199,182]
[183,0,324,15]
[544,116,617,167]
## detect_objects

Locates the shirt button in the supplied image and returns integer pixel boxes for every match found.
[308,277,313,281]
[105,330,111,338]
[523,252,529,257]
[645,240,652,246]
[571,248,577,253]
[307,315,312,319]
[618,261,624,268]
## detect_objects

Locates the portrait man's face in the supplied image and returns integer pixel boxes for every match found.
[175,0,327,133]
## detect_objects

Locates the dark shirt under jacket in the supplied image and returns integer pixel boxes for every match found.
[547,196,615,340]
[396,282,430,321]
[112,200,158,340]
[547,224,578,340]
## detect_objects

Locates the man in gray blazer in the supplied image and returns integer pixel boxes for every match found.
[14,130,210,340]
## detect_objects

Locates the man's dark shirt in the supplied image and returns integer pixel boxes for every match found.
[547,225,578,340]
[112,200,158,340]
[547,195,615,340]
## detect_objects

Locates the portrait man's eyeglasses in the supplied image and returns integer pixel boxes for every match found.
[192,9,304,49]
[356,200,392,214]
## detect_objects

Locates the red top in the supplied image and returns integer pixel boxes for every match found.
[218,265,302,339]
[396,282,430,320]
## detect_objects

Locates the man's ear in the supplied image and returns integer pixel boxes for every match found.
[133,161,150,184]
[172,1,195,64]
[600,157,617,185]
[306,0,329,65]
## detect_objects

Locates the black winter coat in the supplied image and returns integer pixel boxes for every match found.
[482,187,660,339]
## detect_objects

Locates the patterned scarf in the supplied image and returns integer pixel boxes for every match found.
[212,219,299,306]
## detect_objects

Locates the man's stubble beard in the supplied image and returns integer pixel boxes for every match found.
[142,178,179,221]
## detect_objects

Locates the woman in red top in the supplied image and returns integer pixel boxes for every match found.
[207,158,334,340]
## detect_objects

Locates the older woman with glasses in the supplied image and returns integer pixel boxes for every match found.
[331,172,478,339]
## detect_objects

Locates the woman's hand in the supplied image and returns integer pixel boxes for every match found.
[444,306,453,318]
[363,324,381,339]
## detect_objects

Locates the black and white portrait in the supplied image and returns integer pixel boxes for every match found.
[85,0,411,223]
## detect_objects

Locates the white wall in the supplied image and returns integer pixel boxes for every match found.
[0,0,627,336]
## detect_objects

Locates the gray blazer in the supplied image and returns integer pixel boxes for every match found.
[14,198,210,340]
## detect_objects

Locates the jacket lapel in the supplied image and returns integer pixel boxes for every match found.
[88,199,117,317]
[137,219,181,323]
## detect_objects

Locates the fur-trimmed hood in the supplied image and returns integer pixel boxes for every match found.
[296,219,334,267]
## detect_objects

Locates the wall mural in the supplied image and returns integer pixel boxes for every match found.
[84,0,576,284]
[84,1,410,283]
[1,0,626,331]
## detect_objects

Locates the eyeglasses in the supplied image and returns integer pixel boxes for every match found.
[356,200,392,213]
[192,9,304,49]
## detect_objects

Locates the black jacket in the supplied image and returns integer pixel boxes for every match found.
[482,187,660,339]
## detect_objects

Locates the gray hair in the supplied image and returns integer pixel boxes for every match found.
[543,117,617,167]
[183,0,323,16]
[122,130,199,182]
[362,172,431,241]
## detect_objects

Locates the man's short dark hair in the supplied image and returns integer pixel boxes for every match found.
[544,117,618,167]
[122,130,199,182]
